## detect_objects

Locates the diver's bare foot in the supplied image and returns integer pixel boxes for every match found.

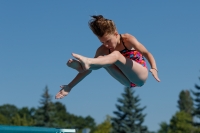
[72,53,91,71]
[55,85,71,99]
[67,59,84,73]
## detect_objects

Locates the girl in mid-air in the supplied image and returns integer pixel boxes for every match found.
[55,15,160,99]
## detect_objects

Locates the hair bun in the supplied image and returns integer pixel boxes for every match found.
[92,15,104,20]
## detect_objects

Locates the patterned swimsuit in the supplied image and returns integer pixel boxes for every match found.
[109,34,147,87]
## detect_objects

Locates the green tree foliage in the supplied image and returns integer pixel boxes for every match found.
[33,86,96,130]
[0,104,35,126]
[191,75,200,127]
[0,113,9,124]
[11,113,34,126]
[168,111,194,133]
[93,115,112,133]
[53,101,69,128]
[177,90,193,115]
[52,101,95,129]
[34,85,57,127]
[0,104,18,124]
[17,107,35,126]
[18,107,35,119]
[111,87,148,133]
[65,114,96,132]
[84,115,96,129]
[157,122,169,133]
[0,85,96,131]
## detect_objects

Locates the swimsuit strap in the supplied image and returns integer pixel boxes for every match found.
[120,34,128,50]
[108,34,128,54]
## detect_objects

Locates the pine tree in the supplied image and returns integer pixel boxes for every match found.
[34,85,57,127]
[177,90,193,115]
[191,74,200,127]
[111,87,148,133]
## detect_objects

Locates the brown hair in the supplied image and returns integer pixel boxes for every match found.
[88,15,117,37]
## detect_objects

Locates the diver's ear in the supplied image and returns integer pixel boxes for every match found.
[114,31,118,37]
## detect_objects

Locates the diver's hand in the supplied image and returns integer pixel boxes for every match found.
[55,85,71,99]
[150,68,160,82]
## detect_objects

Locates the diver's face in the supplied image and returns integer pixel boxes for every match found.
[98,32,119,50]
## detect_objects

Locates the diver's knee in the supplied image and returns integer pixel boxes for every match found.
[97,55,104,58]
[112,51,121,59]
[135,81,145,87]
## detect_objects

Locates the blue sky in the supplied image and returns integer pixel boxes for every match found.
[0,0,200,132]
